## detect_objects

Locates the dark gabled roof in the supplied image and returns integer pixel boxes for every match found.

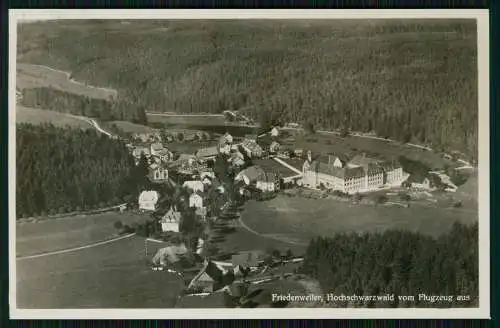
[196,146,219,158]
[309,161,366,179]
[349,154,382,167]
[232,251,262,267]
[256,171,280,183]
[239,165,266,181]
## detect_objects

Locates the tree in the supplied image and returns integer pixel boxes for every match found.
[305,120,315,135]
[376,194,389,204]
[114,221,123,230]
[177,133,184,142]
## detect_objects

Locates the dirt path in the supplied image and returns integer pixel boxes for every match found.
[17,233,136,261]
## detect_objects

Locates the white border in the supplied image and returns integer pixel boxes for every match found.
[9,9,490,320]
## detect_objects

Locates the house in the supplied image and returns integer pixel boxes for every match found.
[150,142,164,156]
[183,181,204,193]
[235,165,266,186]
[132,146,151,159]
[152,244,189,266]
[161,206,182,232]
[302,152,405,194]
[189,193,204,208]
[200,171,215,180]
[219,132,234,145]
[138,190,160,212]
[277,149,292,159]
[241,139,264,158]
[195,146,219,160]
[270,127,280,137]
[410,177,432,190]
[219,143,232,155]
[255,171,281,192]
[155,149,174,163]
[294,149,304,158]
[202,176,212,186]
[148,163,169,183]
[269,141,280,154]
[187,260,226,293]
[231,251,263,269]
[229,150,246,167]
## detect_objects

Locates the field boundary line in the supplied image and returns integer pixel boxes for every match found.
[17,233,136,261]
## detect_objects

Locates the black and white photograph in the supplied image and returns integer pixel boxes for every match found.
[9,10,490,319]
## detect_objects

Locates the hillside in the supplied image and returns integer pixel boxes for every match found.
[16,106,91,129]
[17,19,478,159]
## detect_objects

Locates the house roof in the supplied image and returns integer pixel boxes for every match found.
[183,181,204,192]
[308,161,366,179]
[150,143,163,151]
[191,261,224,284]
[196,146,219,158]
[238,165,266,182]
[232,251,262,267]
[349,154,382,167]
[241,139,263,152]
[139,190,159,203]
[161,207,181,223]
[256,171,280,184]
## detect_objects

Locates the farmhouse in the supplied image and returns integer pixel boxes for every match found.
[219,132,234,145]
[189,193,204,209]
[235,165,266,186]
[270,127,280,137]
[187,260,226,293]
[138,190,160,212]
[302,151,406,193]
[183,181,205,193]
[196,146,219,161]
[269,141,280,154]
[148,163,169,183]
[231,251,263,270]
[161,206,182,232]
[229,150,246,167]
[256,171,281,192]
[240,139,263,158]
[132,145,151,159]
[150,142,164,156]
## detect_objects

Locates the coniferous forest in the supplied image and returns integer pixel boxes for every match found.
[16,123,144,218]
[20,87,148,124]
[18,20,478,160]
[301,222,478,308]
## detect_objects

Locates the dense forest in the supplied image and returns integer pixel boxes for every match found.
[20,87,148,124]
[18,20,478,159]
[16,123,146,218]
[301,222,478,308]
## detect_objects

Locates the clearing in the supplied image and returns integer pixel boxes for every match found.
[240,195,477,244]
[16,235,182,308]
[16,63,118,101]
[16,212,150,257]
[16,106,91,129]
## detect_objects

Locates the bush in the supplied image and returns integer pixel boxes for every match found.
[453,201,462,208]
[399,192,411,202]
[376,195,389,204]
[114,220,123,230]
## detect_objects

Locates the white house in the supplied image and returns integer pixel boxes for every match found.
[138,190,159,212]
[202,177,212,186]
[183,181,204,193]
[200,171,216,180]
[150,142,164,156]
[161,206,182,232]
[148,164,168,183]
[269,141,280,154]
[189,193,204,208]
[270,127,280,137]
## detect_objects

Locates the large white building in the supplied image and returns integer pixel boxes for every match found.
[302,152,405,194]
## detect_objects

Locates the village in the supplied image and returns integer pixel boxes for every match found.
[114,121,464,307]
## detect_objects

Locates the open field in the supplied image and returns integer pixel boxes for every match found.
[146,113,226,126]
[16,212,150,257]
[16,63,117,101]
[105,121,157,134]
[16,235,182,308]
[240,196,477,243]
[16,106,91,129]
